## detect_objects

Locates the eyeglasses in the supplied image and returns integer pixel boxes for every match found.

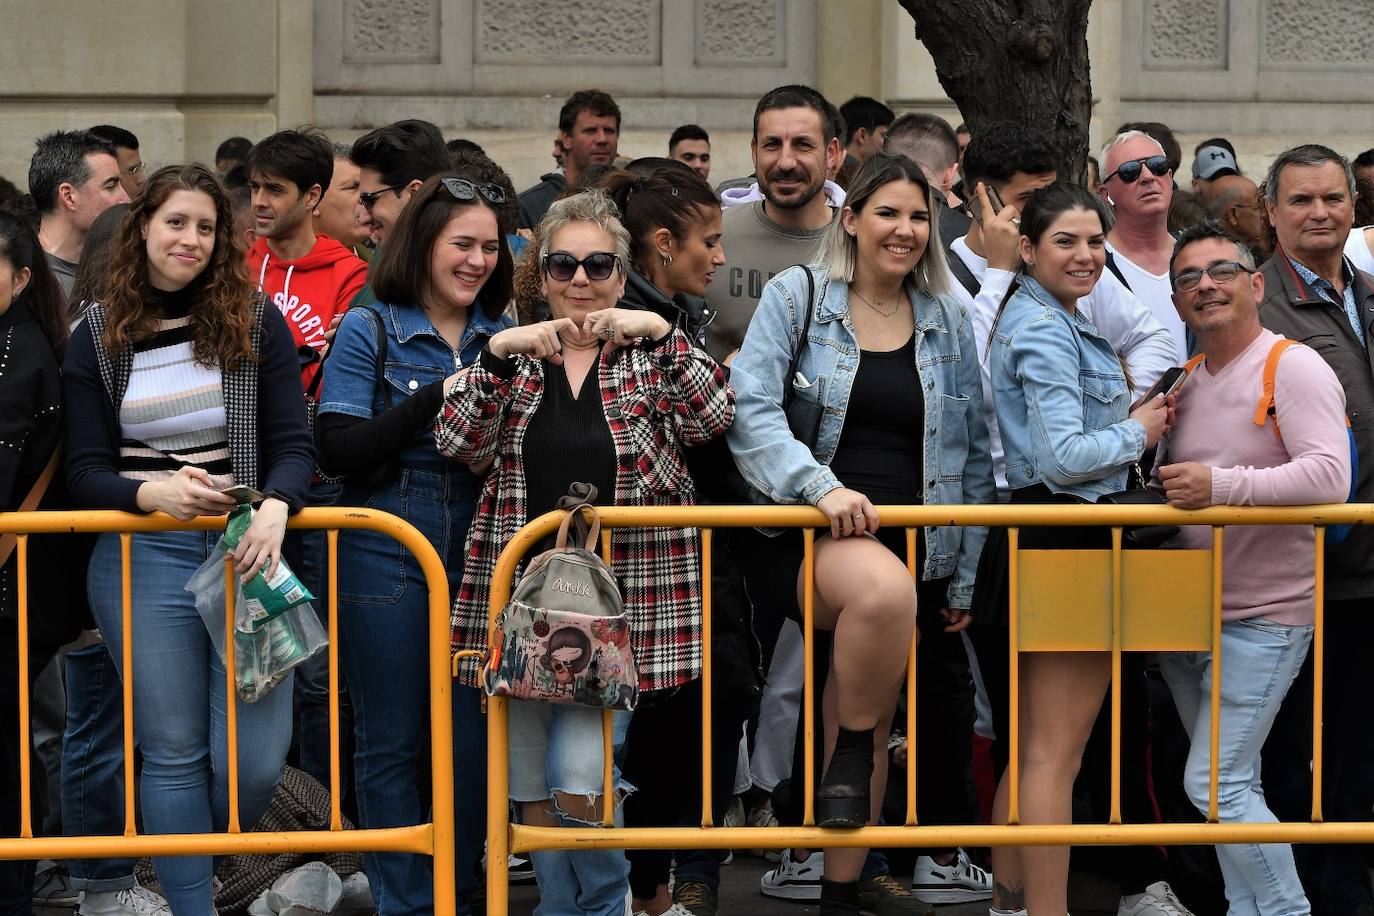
[440,177,506,205]
[542,251,621,282]
[358,183,407,210]
[1107,155,1172,184]
[1172,260,1253,292]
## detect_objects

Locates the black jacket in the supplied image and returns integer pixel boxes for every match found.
[619,271,710,345]
[1256,247,1374,600]
[517,171,567,230]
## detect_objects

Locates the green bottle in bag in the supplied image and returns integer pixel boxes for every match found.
[218,504,315,630]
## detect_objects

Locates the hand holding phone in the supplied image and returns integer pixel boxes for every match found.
[218,485,264,505]
[1141,366,1188,404]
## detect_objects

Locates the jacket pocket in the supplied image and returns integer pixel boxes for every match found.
[383,361,445,403]
[938,394,971,481]
[1079,370,1128,431]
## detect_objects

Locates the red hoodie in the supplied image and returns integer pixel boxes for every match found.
[246,235,369,391]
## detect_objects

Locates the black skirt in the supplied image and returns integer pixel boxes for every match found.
[968,484,1110,630]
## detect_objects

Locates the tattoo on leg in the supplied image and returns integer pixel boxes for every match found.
[994,880,1026,911]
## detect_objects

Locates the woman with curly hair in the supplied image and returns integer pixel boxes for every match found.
[62,164,313,916]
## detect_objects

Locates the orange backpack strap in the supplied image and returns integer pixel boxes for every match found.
[1255,338,1299,436]
[1183,354,1205,373]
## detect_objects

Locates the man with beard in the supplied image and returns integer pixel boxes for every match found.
[703,84,842,362]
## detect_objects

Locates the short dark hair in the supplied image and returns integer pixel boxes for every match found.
[350,119,450,189]
[1167,190,1213,235]
[446,138,485,157]
[1195,136,1236,159]
[961,123,1059,192]
[0,176,19,208]
[368,173,512,320]
[1116,121,1182,174]
[244,128,334,197]
[89,125,139,151]
[668,124,710,152]
[1353,148,1374,170]
[1169,219,1255,278]
[839,96,895,146]
[884,113,959,174]
[753,85,841,144]
[28,129,118,214]
[215,136,252,164]
[558,90,621,135]
[1264,143,1356,205]
[955,123,970,136]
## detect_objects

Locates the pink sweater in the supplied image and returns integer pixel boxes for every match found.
[1157,329,1350,624]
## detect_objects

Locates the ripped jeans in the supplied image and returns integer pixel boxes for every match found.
[509,701,632,916]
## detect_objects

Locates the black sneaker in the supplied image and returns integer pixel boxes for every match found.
[857,873,935,916]
[673,879,718,916]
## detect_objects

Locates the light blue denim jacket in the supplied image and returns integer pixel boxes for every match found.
[988,275,1146,501]
[728,264,995,609]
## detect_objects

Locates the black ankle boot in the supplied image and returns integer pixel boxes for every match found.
[819,878,861,914]
[816,725,874,828]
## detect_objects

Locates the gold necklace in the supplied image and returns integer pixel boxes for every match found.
[850,287,901,318]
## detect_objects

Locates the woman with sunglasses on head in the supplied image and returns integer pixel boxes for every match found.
[62,164,313,916]
[728,153,996,915]
[437,188,734,916]
[316,173,513,916]
[974,182,1172,916]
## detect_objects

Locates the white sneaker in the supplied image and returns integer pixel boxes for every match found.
[1118,881,1196,916]
[911,848,993,903]
[759,848,823,901]
[77,886,173,916]
[746,801,783,863]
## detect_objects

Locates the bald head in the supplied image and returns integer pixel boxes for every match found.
[1205,174,1258,213]
[1206,174,1268,258]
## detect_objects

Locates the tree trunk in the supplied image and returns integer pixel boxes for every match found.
[897,0,1093,182]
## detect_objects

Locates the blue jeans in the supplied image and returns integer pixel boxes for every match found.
[509,701,631,916]
[61,642,131,891]
[88,530,294,916]
[337,468,483,916]
[1159,618,1313,916]
[293,480,348,792]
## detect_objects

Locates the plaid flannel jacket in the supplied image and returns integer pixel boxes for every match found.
[436,328,734,693]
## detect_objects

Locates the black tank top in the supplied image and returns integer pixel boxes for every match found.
[828,333,924,506]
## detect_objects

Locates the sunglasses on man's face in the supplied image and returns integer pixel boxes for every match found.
[358,184,406,210]
[1107,155,1172,184]
[440,177,506,205]
[542,251,620,282]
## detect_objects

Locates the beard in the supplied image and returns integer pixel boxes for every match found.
[761,170,824,211]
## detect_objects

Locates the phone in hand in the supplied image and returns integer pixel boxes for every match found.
[218,485,264,505]
[967,183,1006,225]
[1142,366,1188,403]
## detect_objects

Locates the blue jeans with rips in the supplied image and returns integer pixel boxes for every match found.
[1159,618,1313,916]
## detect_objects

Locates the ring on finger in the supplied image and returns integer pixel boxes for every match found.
[601,327,615,340]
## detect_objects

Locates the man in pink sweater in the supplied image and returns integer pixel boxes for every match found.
[1153,223,1351,916]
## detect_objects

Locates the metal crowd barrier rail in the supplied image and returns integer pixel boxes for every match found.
[483,502,1374,916]
[0,508,458,916]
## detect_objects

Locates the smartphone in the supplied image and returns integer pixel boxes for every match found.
[218,485,264,505]
[1142,366,1188,402]
[966,183,1006,225]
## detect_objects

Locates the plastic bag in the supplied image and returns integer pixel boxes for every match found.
[219,504,315,629]
[186,510,327,703]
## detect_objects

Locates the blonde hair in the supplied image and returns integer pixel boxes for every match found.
[536,188,632,270]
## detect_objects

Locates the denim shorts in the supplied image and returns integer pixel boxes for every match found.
[507,699,632,809]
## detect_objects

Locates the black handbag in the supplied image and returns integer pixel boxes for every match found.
[1098,461,1178,549]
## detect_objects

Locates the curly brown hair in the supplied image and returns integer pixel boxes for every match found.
[100,163,257,369]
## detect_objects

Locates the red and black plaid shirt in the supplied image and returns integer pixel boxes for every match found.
[436,329,734,693]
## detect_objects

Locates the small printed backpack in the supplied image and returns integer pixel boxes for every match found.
[484,496,639,710]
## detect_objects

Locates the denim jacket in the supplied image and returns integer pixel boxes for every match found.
[728,265,995,609]
[988,275,1145,501]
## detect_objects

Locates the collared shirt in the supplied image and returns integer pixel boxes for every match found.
[1289,254,1363,346]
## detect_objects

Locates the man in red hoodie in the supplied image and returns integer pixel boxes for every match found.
[245,129,368,391]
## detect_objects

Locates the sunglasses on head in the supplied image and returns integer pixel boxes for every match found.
[542,251,620,282]
[358,183,407,210]
[1107,155,1171,184]
[440,177,506,205]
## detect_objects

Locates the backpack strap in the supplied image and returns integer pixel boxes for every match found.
[1256,338,1299,437]
[1183,354,1205,373]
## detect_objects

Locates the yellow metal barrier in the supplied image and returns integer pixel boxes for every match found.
[3,508,457,916]
[483,502,1373,916]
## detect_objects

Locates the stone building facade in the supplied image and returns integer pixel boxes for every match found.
[1,0,1371,192]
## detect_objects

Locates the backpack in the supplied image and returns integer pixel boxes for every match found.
[484,499,639,710]
[1184,338,1358,543]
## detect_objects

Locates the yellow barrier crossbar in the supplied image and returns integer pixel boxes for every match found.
[5,508,457,916]
[483,502,1368,916]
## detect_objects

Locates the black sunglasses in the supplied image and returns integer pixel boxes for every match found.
[1107,155,1171,184]
[1172,260,1254,292]
[440,177,506,205]
[358,183,407,210]
[542,251,620,282]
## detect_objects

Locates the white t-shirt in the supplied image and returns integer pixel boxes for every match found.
[948,235,1176,498]
[1344,226,1374,277]
[1106,242,1188,363]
